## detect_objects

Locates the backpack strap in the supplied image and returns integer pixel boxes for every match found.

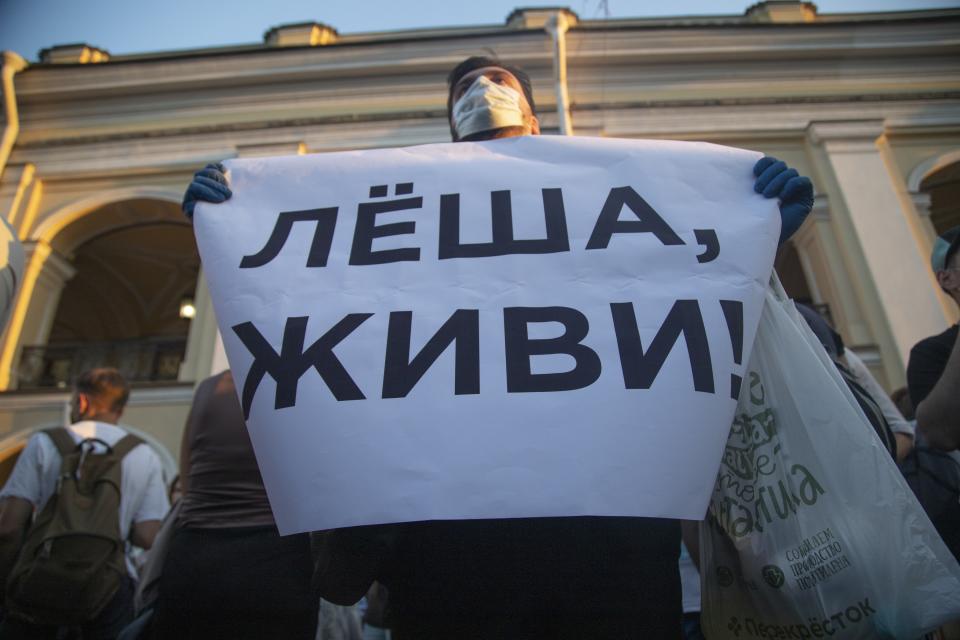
[42,427,77,457]
[110,433,144,460]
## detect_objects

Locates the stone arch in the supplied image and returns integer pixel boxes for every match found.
[29,187,183,252]
[907,149,960,193]
[0,189,199,390]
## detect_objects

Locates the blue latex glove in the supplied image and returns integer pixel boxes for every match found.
[182,162,232,219]
[753,156,814,245]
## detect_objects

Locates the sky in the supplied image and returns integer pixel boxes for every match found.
[1,0,957,62]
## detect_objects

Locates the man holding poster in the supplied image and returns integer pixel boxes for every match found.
[184,56,813,638]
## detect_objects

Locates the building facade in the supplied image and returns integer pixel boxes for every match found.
[0,1,958,472]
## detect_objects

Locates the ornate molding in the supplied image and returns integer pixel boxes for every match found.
[32,245,76,289]
[907,148,960,192]
[237,141,307,157]
[806,120,886,149]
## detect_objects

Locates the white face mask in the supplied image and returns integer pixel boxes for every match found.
[452,75,527,139]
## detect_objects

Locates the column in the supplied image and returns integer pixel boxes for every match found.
[0,242,76,389]
[806,120,953,385]
[0,163,42,238]
[908,191,942,249]
[177,268,223,383]
[791,195,872,345]
[177,141,308,384]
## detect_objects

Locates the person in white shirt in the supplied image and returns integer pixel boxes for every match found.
[840,348,914,461]
[795,302,914,461]
[0,368,169,638]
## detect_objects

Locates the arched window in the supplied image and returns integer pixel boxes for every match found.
[18,205,199,389]
[921,160,960,235]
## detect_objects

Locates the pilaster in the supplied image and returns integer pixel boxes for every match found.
[806,119,952,385]
[0,242,75,389]
[178,268,219,383]
[791,195,872,346]
[0,164,42,238]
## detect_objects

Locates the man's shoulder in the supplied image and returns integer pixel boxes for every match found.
[67,422,162,467]
[910,324,958,360]
[66,421,126,444]
[18,428,62,461]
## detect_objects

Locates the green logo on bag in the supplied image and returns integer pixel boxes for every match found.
[717,566,734,587]
[710,372,827,539]
[761,564,785,588]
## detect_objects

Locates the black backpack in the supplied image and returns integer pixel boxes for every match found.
[836,363,897,460]
[5,427,142,625]
[900,433,960,563]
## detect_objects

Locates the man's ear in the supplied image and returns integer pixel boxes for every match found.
[530,115,540,136]
[937,269,959,293]
[76,393,89,418]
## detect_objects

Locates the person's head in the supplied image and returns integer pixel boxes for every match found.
[446,56,539,142]
[70,367,130,425]
[890,387,915,422]
[795,303,844,360]
[931,226,960,306]
[168,474,183,504]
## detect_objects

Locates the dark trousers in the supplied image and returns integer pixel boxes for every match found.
[0,575,134,640]
[150,525,318,640]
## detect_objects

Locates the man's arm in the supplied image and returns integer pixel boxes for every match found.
[680,519,701,572]
[311,524,397,606]
[907,339,944,409]
[182,163,231,219]
[129,447,171,550]
[753,156,814,245]
[916,334,960,451]
[178,406,194,494]
[130,519,162,550]
[0,434,49,589]
[178,374,220,494]
[894,433,914,462]
[0,496,33,588]
[841,350,914,462]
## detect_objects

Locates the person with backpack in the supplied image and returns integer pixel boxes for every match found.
[0,368,169,639]
[794,302,910,461]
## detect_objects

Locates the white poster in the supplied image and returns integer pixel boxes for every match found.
[193,136,780,534]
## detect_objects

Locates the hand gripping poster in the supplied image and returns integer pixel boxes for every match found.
[193,136,781,534]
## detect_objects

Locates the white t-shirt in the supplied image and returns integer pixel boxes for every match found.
[843,350,914,437]
[678,541,701,614]
[0,421,171,575]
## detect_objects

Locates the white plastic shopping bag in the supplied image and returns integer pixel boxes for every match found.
[700,276,960,639]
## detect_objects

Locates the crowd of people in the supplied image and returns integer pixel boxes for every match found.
[0,55,955,640]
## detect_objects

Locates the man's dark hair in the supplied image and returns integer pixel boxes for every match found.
[946,231,960,271]
[75,367,130,413]
[446,56,537,140]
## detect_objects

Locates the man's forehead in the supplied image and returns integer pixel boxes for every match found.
[454,66,518,89]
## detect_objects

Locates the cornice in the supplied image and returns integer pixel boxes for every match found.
[16,109,451,149]
[806,120,886,149]
[578,95,960,139]
[811,194,830,221]
[574,10,960,30]
[15,38,553,101]
[7,102,958,180]
[571,92,960,113]
[17,8,960,70]
[21,241,75,285]
[14,19,959,101]
[13,93,960,153]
